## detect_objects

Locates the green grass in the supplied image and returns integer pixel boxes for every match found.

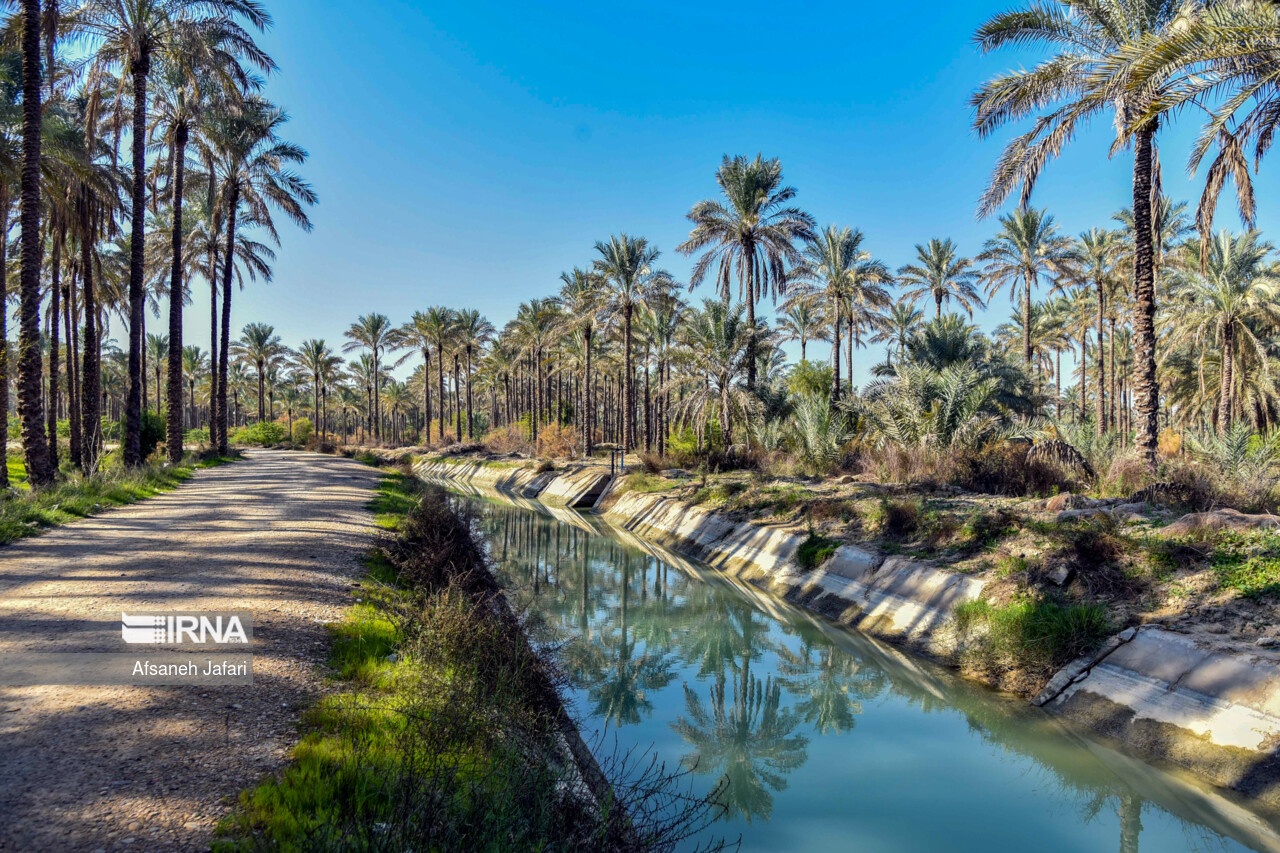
[954,596,1111,679]
[796,532,841,569]
[0,451,239,545]
[216,468,631,852]
[1205,530,1280,599]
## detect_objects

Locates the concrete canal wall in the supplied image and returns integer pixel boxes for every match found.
[414,457,1280,808]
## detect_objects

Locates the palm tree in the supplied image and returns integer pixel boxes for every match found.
[418,307,456,444]
[293,338,338,439]
[593,233,668,451]
[16,0,52,485]
[342,313,393,441]
[453,309,494,440]
[1167,231,1280,433]
[145,332,169,413]
[558,267,604,455]
[666,299,758,447]
[972,0,1192,466]
[1063,229,1123,433]
[74,0,273,466]
[776,299,829,363]
[792,226,886,403]
[181,344,206,428]
[978,207,1074,368]
[208,95,314,453]
[871,302,924,367]
[677,154,815,389]
[897,238,985,320]
[236,322,283,422]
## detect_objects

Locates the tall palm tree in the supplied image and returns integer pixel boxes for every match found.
[559,267,605,455]
[181,343,206,428]
[1166,231,1280,433]
[1063,229,1123,433]
[593,233,668,451]
[897,238,985,319]
[342,312,393,441]
[972,0,1192,465]
[870,302,924,367]
[391,313,439,441]
[978,207,1074,368]
[235,321,283,422]
[17,0,53,485]
[208,95,314,453]
[792,226,886,402]
[776,299,829,363]
[293,338,337,437]
[75,0,274,466]
[453,308,494,439]
[145,331,169,412]
[677,154,815,389]
[418,306,456,444]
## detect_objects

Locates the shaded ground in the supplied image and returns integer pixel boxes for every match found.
[0,449,380,852]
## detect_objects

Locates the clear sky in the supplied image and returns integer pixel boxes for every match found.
[196,0,1273,387]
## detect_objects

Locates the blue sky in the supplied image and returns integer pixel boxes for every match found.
[200,0,1273,387]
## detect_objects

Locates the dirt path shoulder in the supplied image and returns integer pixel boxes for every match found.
[0,449,380,852]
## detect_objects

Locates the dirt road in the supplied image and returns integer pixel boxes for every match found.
[0,449,380,851]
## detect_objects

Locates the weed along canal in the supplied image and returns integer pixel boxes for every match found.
[434,485,1280,853]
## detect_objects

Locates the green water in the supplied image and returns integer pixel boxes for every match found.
[455,490,1280,852]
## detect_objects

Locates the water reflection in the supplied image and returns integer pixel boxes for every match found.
[455,489,1280,853]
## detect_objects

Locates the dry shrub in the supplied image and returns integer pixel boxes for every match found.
[483,423,530,455]
[532,423,579,459]
[861,445,952,487]
[1158,428,1182,457]
[1103,452,1151,498]
[949,441,1083,497]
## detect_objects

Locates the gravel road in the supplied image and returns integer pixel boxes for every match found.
[0,449,381,851]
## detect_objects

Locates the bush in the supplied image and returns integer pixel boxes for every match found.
[483,422,530,455]
[949,440,1083,497]
[866,497,922,540]
[292,417,314,445]
[230,421,288,446]
[954,596,1111,689]
[796,533,840,569]
[141,410,166,459]
[185,427,211,446]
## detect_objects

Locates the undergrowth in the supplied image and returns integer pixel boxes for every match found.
[954,596,1111,691]
[218,467,724,852]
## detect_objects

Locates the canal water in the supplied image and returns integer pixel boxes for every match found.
[446,486,1280,852]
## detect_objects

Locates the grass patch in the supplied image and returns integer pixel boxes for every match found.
[1204,530,1280,599]
[220,469,719,851]
[796,532,840,570]
[954,596,1111,690]
[0,450,239,545]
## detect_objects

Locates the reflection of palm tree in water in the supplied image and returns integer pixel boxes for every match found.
[1119,794,1142,853]
[672,664,809,822]
[588,552,676,726]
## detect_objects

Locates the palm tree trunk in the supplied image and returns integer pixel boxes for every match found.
[583,328,593,456]
[935,292,942,320]
[745,254,757,390]
[81,211,102,468]
[644,343,651,452]
[1218,328,1234,435]
[1131,121,1161,466]
[453,353,462,443]
[206,153,220,449]
[1022,275,1032,366]
[623,305,634,451]
[1096,279,1106,435]
[217,181,240,455]
[66,269,81,469]
[17,0,52,485]
[436,345,446,443]
[0,188,9,488]
[830,299,842,403]
[1109,318,1117,431]
[46,223,61,471]
[466,345,474,439]
[123,58,151,467]
[166,123,188,462]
